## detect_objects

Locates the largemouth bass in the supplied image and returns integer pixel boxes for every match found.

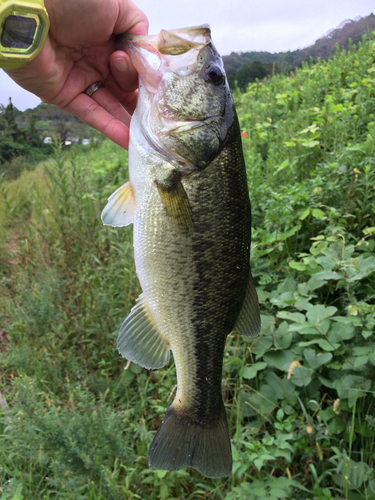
[102,25,260,478]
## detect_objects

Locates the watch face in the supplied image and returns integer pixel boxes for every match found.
[1,15,37,50]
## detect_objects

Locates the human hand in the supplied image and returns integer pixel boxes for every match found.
[4,0,148,149]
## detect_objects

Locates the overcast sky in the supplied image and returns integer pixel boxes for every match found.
[1,0,373,111]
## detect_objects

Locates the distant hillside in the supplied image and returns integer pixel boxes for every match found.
[223,13,375,86]
[15,102,99,141]
[290,13,375,64]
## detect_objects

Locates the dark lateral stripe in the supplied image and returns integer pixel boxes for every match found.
[189,134,251,417]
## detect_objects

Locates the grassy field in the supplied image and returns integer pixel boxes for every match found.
[1,36,375,499]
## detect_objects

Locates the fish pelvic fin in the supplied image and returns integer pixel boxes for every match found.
[149,401,232,478]
[233,271,261,337]
[117,294,170,369]
[101,181,135,227]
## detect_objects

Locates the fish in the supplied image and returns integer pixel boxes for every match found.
[101,25,260,479]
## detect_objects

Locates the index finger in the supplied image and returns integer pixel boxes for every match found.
[111,0,148,106]
[65,92,130,149]
[114,0,149,37]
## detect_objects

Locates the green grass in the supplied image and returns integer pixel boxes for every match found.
[1,36,375,499]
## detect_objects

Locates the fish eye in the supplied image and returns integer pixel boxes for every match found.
[203,64,224,85]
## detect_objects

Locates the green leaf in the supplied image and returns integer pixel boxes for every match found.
[250,485,267,496]
[362,330,373,339]
[271,291,296,308]
[252,336,273,357]
[306,304,337,325]
[331,103,343,112]
[288,321,318,334]
[334,375,372,407]
[344,458,369,488]
[274,159,289,174]
[289,260,306,271]
[301,140,320,148]
[311,208,325,219]
[277,311,305,323]
[263,350,297,371]
[254,455,275,471]
[273,321,293,349]
[368,477,375,494]
[353,356,368,369]
[160,484,169,499]
[243,362,267,380]
[264,371,295,398]
[290,365,313,387]
[294,298,313,312]
[299,207,310,220]
[260,315,276,334]
[304,348,332,369]
[122,370,135,382]
[268,477,309,493]
[240,384,278,418]
[347,256,375,282]
[269,487,290,498]
[328,321,355,342]
[310,241,328,255]
[312,271,343,280]
[307,275,326,290]
[298,339,339,352]
[231,444,240,462]
[328,418,346,434]
[318,375,335,389]
[368,352,375,366]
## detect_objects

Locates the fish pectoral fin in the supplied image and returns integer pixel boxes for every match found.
[233,272,261,337]
[117,293,170,370]
[101,181,135,227]
[155,170,193,233]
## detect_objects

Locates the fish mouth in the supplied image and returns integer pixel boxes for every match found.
[116,25,212,92]
[117,25,211,55]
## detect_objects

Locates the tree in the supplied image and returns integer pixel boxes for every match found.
[236,61,268,92]
[0,98,50,169]
[0,98,26,162]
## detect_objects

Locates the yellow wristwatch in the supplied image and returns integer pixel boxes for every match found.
[0,0,49,69]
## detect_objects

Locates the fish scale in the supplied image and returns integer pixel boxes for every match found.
[102,25,260,478]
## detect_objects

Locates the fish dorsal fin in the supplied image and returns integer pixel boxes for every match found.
[117,294,170,369]
[233,272,261,337]
[155,170,193,233]
[101,181,135,227]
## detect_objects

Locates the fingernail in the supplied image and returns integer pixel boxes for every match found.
[112,57,128,73]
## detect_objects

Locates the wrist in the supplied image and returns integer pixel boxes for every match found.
[0,0,49,69]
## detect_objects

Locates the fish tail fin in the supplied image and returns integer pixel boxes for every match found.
[148,401,232,478]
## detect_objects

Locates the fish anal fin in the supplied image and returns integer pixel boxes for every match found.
[155,171,193,233]
[117,294,170,369]
[149,402,232,478]
[101,181,135,227]
[233,272,261,337]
